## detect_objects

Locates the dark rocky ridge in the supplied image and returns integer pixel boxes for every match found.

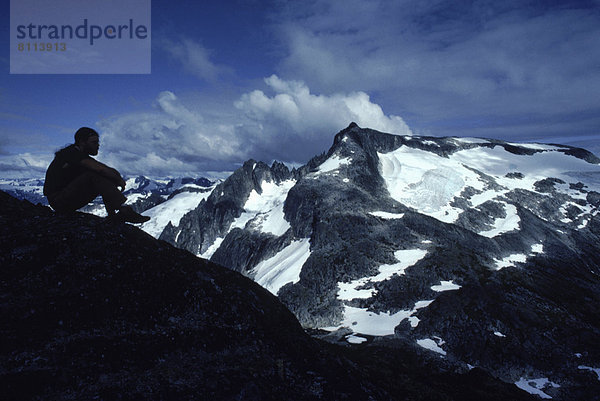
[0,191,540,400]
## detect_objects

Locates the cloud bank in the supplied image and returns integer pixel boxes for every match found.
[96,75,410,177]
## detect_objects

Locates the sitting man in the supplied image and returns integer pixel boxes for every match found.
[43,127,150,223]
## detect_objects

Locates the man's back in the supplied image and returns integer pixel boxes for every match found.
[43,145,90,197]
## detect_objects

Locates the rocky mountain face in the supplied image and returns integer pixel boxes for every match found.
[158,123,600,400]
[0,191,540,401]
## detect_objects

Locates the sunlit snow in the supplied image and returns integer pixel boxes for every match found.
[369,211,405,219]
[346,334,367,344]
[431,280,461,292]
[200,237,224,259]
[250,238,311,295]
[478,202,521,238]
[230,180,295,236]
[141,187,214,238]
[531,243,544,254]
[378,142,600,228]
[329,249,431,335]
[335,306,413,336]
[494,253,527,270]
[318,155,352,173]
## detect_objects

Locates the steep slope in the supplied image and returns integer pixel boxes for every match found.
[158,123,600,400]
[0,191,539,401]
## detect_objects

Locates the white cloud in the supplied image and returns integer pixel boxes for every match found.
[0,76,410,179]
[92,76,411,177]
[159,38,233,82]
[234,75,411,162]
[0,153,52,178]
[97,91,245,177]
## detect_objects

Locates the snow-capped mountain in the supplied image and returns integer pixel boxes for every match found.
[0,178,46,205]
[1,175,217,220]
[157,123,600,400]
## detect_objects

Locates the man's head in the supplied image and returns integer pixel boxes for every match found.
[74,127,100,156]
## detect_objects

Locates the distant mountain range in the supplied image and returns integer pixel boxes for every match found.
[4,123,600,399]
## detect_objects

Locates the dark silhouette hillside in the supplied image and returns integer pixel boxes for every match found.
[0,191,536,400]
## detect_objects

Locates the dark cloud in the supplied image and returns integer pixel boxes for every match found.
[273,0,600,143]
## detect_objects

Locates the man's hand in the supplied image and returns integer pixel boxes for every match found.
[117,177,127,192]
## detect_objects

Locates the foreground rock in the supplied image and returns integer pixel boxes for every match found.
[0,191,535,400]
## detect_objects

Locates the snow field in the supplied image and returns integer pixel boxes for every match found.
[491,243,544,271]
[231,179,296,236]
[337,249,428,301]
[141,187,214,238]
[249,238,311,295]
[378,147,477,224]
[200,179,296,258]
[345,334,367,344]
[377,143,600,231]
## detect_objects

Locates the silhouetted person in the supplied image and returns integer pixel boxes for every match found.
[43,127,150,223]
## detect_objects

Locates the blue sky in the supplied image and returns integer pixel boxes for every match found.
[1,0,599,178]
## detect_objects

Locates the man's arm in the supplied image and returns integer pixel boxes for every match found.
[80,158,127,190]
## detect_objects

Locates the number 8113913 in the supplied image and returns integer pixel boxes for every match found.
[17,42,67,51]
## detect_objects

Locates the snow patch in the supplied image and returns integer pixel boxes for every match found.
[478,202,520,238]
[515,378,560,399]
[327,299,433,335]
[369,211,405,219]
[431,280,461,292]
[345,334,367,344]
[331,249,432,335]
[318,155,352,173]
[200,237,224,259]
[494,253,527,270]
[250,238,311,295]
[337,249,428,301]
[417,338,447,356]
[578,366,600,381]
[531,243,544,254]
[333,306,413,336]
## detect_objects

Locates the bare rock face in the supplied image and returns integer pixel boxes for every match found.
[0,191,538,401]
